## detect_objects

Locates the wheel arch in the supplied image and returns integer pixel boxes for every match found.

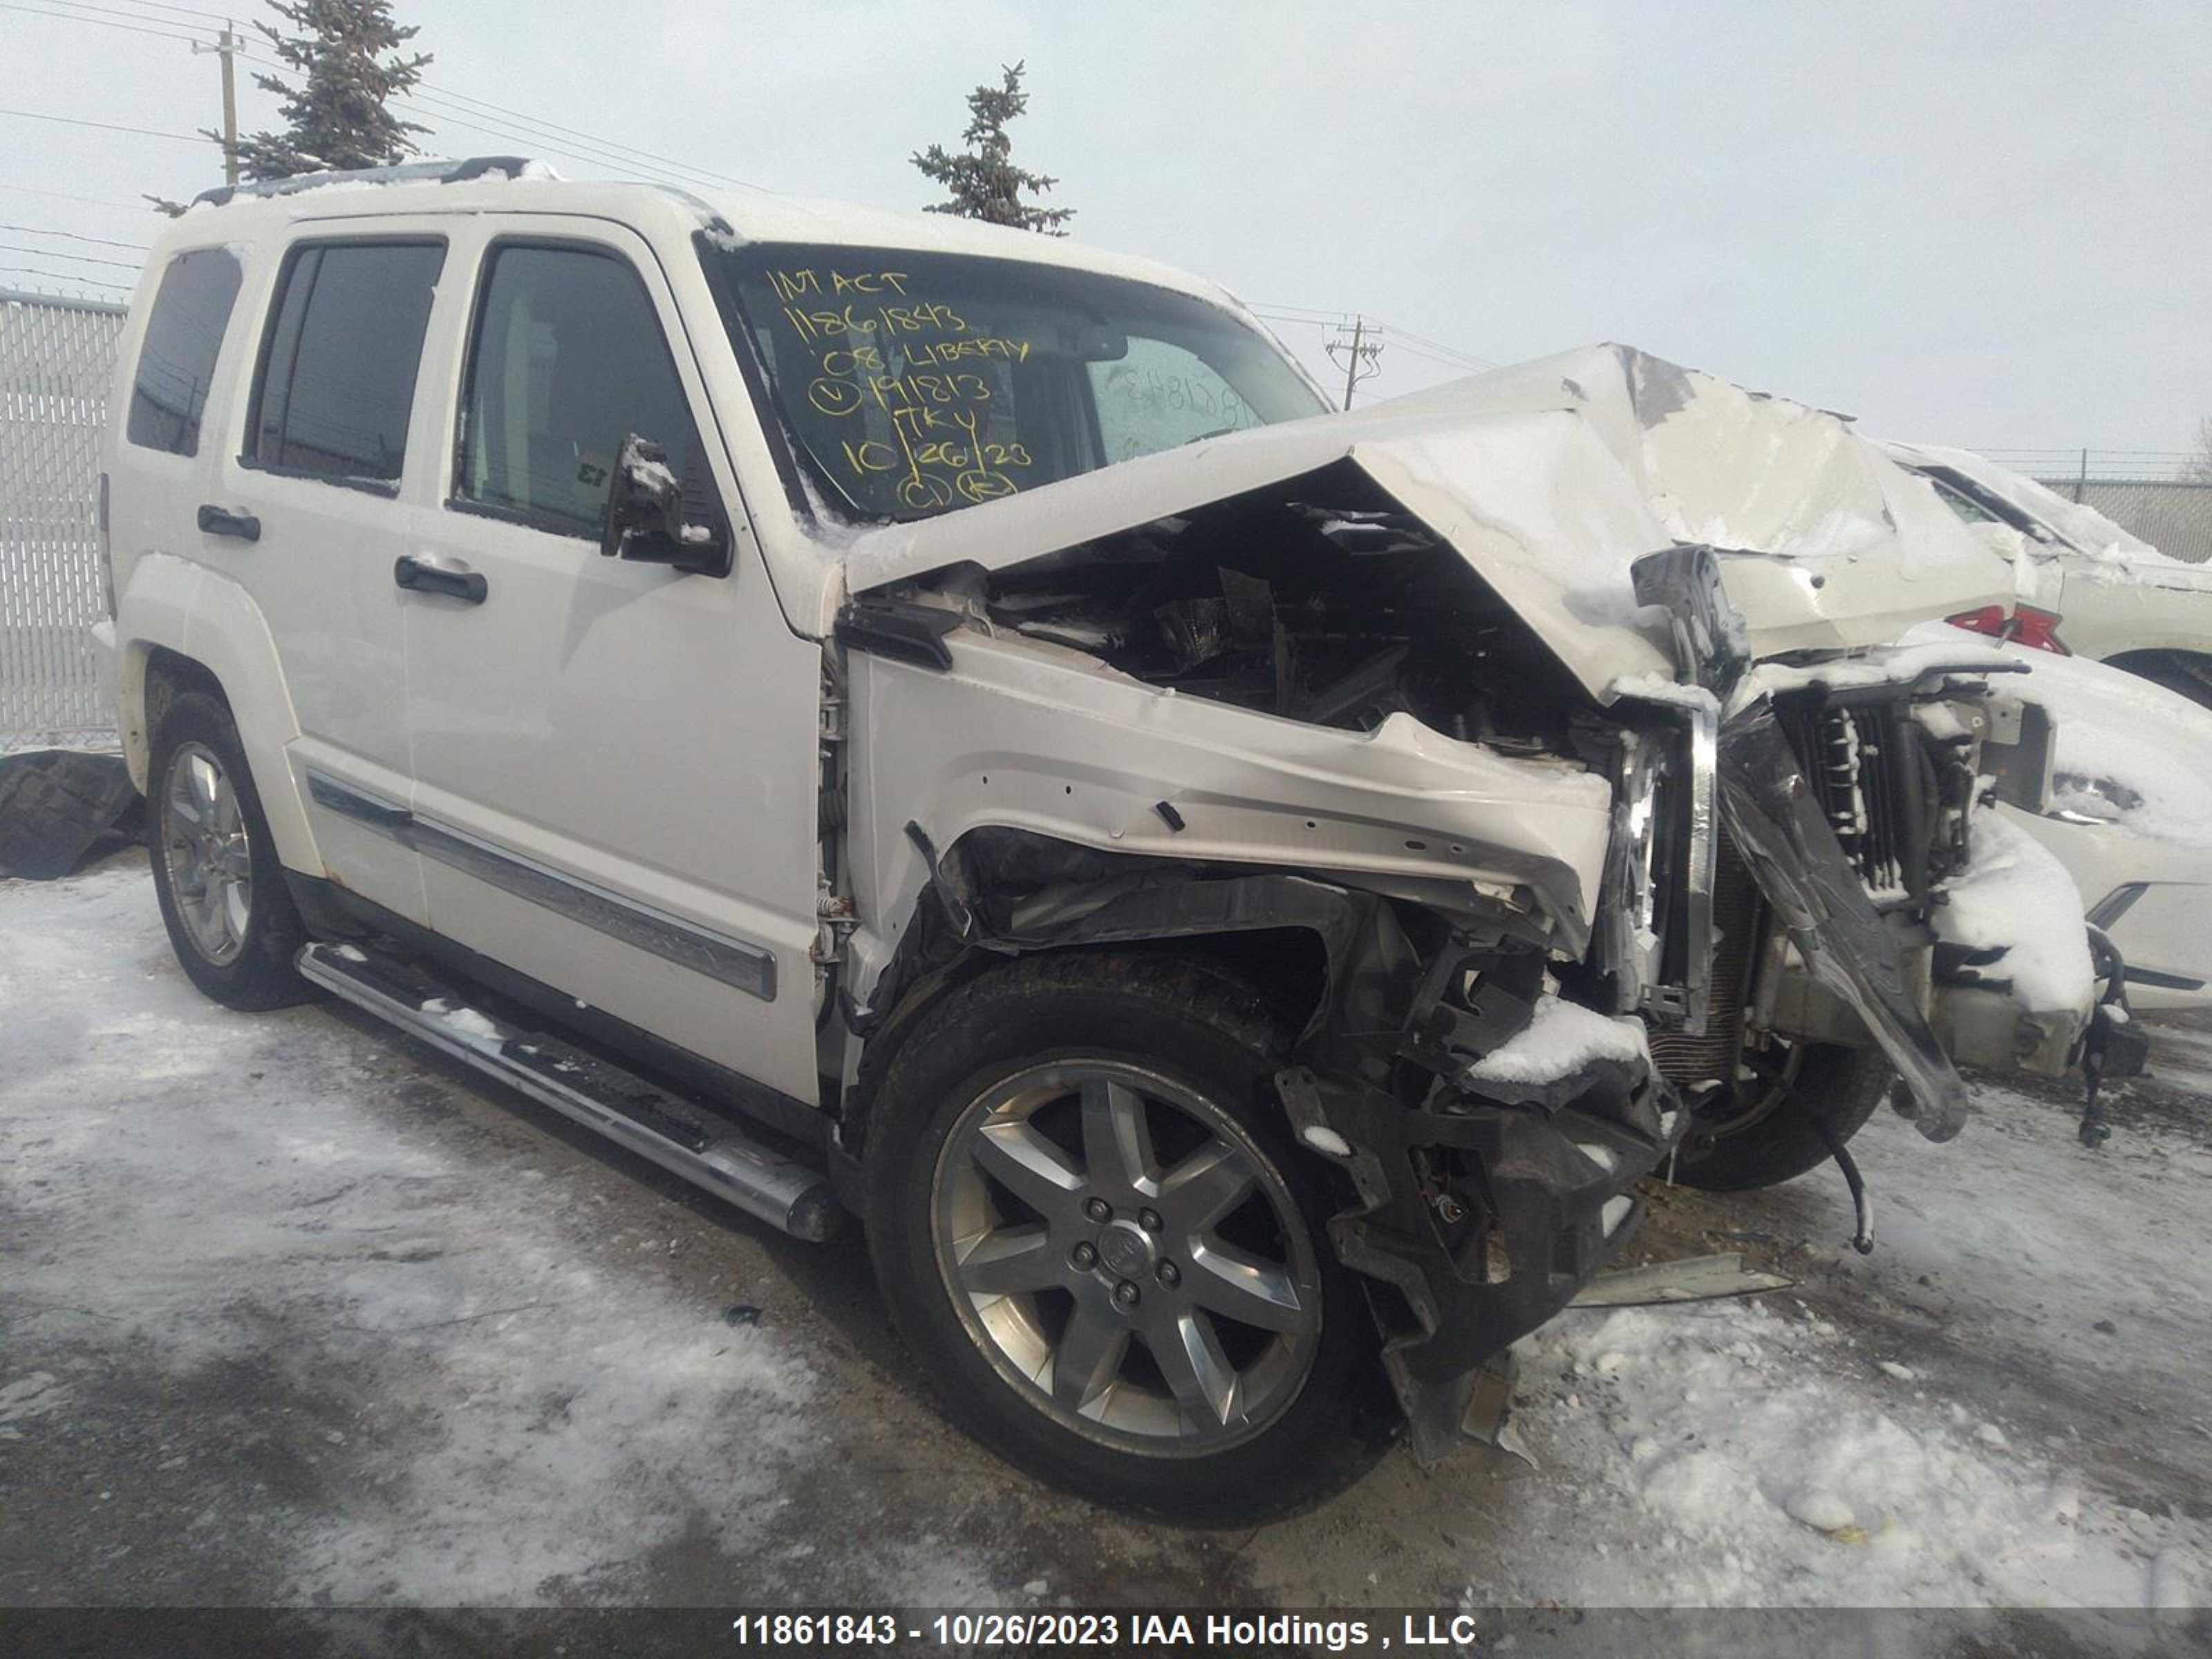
[835,824,1434,1169]
[2098,647,2212,709]
[118,552,317,872]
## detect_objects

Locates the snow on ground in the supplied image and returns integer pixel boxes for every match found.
[1503,1294,2186,1611]
[1246,1027,2212,1624]
[7,858,2211,1627]
[0,860,1000,1606]
[1419,1062,2212,1614]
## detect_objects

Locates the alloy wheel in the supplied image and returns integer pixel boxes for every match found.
[932,1060,1323,1455]
[160,740,253,966]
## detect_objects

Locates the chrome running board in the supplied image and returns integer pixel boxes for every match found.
[297,941,839,1241]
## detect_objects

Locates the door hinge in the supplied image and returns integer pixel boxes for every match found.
[811,890,858,965]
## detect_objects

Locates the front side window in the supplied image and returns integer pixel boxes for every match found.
[126,247,242,456]
[702,241,1324,523]
[246,241,444,484]
[454,243,709,538]
[1089,335,1264,467]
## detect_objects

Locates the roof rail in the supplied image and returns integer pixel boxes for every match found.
[193,156,538,209]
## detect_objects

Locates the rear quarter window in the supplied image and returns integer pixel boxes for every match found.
[126,247,243,457]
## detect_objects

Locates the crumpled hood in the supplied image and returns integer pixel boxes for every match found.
[844,343,2016,702]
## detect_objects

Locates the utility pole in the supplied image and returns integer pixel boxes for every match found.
[193,21,245,186]
[1326,315,1384,411]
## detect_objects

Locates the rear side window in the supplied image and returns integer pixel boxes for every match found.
[453,243,709,537]
[246,241,445,485]
[126,248,242,457]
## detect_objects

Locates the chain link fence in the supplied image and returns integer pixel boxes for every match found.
[2046,481,2212,565]
[1983,449,2212,564]
[2,288,124,751]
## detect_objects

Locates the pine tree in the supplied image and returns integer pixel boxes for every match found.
[911,62,1074,236]
[232,0,431,180]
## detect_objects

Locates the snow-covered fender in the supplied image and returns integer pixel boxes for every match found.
[114,551,318,873]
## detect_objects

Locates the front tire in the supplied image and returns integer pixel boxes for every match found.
[1668,1040,1887,1192]
[148,690,313,1011]
[864,951,1393,1523]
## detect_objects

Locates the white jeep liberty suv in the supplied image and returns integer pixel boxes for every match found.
[94,158,2136,1521]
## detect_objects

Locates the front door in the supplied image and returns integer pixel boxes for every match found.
[396,224,825,1103]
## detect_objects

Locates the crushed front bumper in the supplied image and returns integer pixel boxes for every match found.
[1280,1034,1685,1464]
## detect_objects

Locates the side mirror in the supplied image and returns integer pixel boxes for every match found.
[599,433,727,574]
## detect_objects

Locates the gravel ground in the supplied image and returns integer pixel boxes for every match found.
[3,856,2208,1643]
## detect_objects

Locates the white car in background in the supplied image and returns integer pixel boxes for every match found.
[1885,441,2212,707]
[1934,628,2212,1010]
[1873,446,2212,1007]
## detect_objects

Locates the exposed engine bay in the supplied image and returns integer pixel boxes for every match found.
[983,462,1591,754]
[834,376,2140,1461]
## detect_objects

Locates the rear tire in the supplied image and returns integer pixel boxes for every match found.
[863,950,1394,1524]
[147,690,314,1011]
[1669,1041,1887,1192]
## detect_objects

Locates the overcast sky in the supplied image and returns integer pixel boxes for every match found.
[6,0,2208,455]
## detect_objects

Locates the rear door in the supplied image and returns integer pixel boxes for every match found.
[210,232,449,921]
[395,221,825,1102]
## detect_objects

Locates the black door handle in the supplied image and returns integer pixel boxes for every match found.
[197,504,261,541]
[393,554,487,605]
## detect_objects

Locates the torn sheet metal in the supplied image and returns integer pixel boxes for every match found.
[1571,1251,1794,1308]
[838,630,1618,1019]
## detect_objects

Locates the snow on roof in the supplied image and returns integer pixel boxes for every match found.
[1882,440,2177,570]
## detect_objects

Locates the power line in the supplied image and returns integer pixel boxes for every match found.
[28,0,216,36]
[0,241,143,270]
[1255,306,1494,382]
[1384,337,1494,375]
[408,84,769,194]
[0,0,205,46]
[1384,324,1493,371]
[13,2,769,198]
[0,105,210,144]
[0,263,132,290]
[78,0,235,21]
[0,219,147,248]
[0,180,151,213]
[393,97,723,195]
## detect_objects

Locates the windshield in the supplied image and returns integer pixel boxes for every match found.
[702,241,1327,523]
[1917,465,2073,551]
